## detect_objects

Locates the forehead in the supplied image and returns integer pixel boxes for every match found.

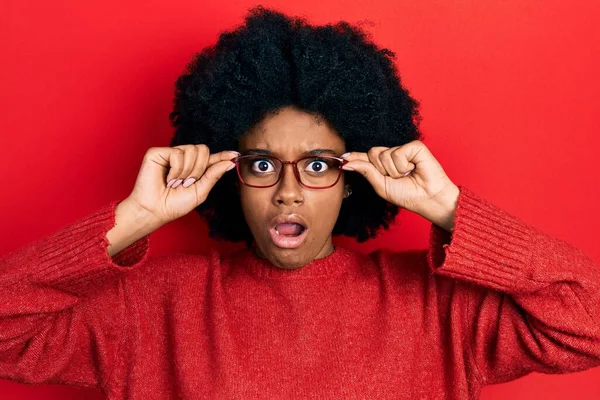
[239,106,344,153]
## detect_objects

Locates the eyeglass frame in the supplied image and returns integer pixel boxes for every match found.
[231,154,349,189]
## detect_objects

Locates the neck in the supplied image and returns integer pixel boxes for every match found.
[251,237,336,269]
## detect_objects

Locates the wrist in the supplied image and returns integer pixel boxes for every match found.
[106,198,161,258]
[118,197,163,234]
[419,182,460,233]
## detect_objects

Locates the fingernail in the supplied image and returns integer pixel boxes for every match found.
[167,179,177,188]
[230,151,241,156]
[403,171,411,177]
[182,177,196,188]
[342,165,354,171]
[341,152,350,158]
[172,179,183,188]
[227,163,236,171]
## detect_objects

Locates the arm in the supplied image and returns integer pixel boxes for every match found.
[0,200,151,390]
[106,197,161,257]
[428,185,600,385]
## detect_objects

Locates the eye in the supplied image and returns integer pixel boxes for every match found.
[305,159,329,173]
[251,158,276,173]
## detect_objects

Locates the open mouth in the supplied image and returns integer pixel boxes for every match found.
[269,219,309,249]
[274,223,306,237]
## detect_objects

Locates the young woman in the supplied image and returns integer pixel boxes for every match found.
[1,6,599,400]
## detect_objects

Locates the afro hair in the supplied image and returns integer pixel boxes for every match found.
[169,5,423,247]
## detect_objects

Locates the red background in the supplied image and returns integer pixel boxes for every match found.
[1,0,599,398]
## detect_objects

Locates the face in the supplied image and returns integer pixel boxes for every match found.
[237,105,350,270]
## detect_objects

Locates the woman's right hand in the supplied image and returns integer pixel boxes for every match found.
[125,144,239,229]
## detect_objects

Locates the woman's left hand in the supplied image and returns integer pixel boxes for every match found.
[341,140,460,231]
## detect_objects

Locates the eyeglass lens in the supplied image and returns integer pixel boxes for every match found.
[237,156,342,188]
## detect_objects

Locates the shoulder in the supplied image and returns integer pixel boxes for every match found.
[367,247,430,277]
[122,248,222,295]
[365,247,459,293]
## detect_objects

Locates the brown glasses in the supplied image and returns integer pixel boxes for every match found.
[231,154,348,189]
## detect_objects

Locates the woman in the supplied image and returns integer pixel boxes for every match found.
[1,6,599,400]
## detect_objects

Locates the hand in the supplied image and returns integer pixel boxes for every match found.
[125,145,239,228]
[341,140,460,231]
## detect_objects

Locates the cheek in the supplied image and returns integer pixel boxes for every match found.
[239,189,269,225]
[312,193,344,228]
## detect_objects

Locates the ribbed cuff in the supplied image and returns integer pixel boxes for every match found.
[31,200,151,296]
[427,185,537,294]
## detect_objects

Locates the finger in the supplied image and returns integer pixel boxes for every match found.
[394,148,414,172]
[184,148,239,189]
[187,150,239,189]
[179,146,205,188]
[341,151,370,162]
[342,159,387,198]
[341,150,388,176]
[194,160,237,204]
[207,150,241,168]
[402,140,430,170]
[393,151,416,177]
[164,148,185,186]
[367,147,389,176]
[380,147,403,178]
[169,146,238,189]
[181,145,210,188]
[167,145,196,189]
[177,145,199,185]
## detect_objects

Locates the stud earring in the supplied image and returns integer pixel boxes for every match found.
[344,188,352,199]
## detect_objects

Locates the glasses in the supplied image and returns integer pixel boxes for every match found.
[231,154,348,189]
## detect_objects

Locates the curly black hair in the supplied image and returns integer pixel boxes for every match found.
[169,5,423,247]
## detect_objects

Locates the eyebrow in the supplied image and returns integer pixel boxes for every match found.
[243,148,338,157]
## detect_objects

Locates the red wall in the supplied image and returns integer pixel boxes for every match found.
[1,0,599,398]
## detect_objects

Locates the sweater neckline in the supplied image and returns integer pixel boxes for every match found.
[237,245,357,280]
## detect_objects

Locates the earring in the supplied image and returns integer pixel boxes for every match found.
[344,188,352,199]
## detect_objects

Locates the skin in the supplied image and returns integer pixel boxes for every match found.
[109,109,459,264]
[237,105,351,270]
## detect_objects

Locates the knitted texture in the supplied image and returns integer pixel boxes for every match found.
[1,185,599,399]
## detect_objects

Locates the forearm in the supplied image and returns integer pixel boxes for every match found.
[0,200,150,386]
[106,198,161,257]
[427,185,600,383]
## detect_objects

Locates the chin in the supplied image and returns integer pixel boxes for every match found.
[272,251,308,269]
[261,242,311,269]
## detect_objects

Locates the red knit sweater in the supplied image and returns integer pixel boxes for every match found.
[1,185,599,399]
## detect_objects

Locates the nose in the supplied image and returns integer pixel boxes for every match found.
[273,163,304,206]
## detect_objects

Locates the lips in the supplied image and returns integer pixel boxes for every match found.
[270,214,308,231]
[268,214,309,249]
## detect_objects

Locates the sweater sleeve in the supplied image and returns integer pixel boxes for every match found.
[427,185,600,386]
[0,200,151,391]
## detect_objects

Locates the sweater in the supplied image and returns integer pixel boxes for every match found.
[0,185,599,400]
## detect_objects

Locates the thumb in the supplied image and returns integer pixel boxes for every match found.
[344,160,387,197]
[194,160,236,204]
